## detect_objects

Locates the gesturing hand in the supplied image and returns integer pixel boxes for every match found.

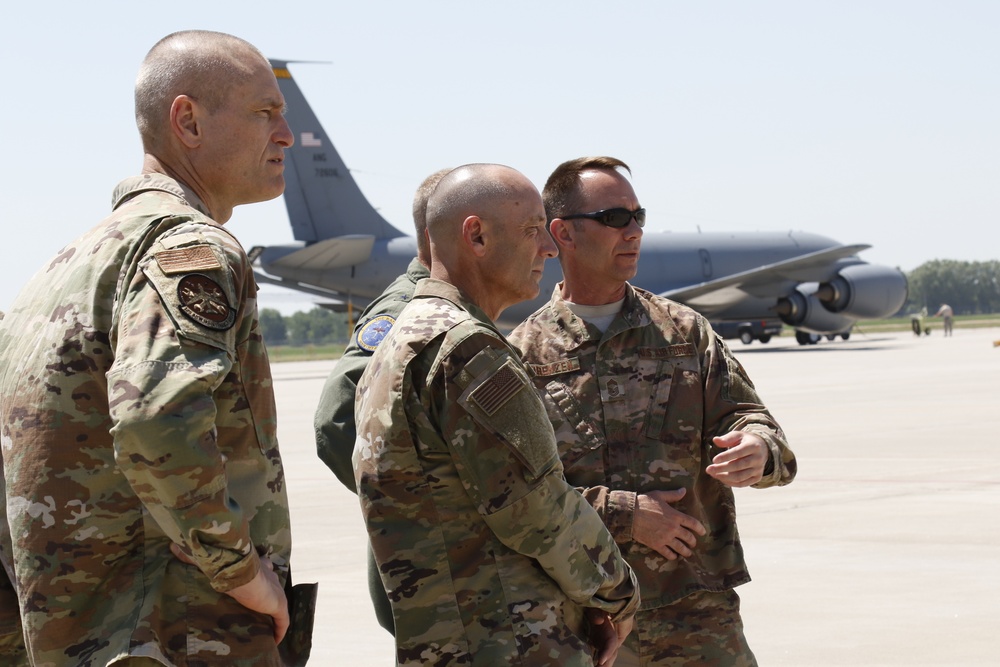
[706,431,770,487]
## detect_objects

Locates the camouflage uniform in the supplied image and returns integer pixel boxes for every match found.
[509,284,797,666]
[314,257,429,634]
[315,257,429,491]
[0,174,292,666]
[354,278,640,666]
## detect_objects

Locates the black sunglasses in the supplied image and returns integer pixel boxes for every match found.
[562,207,646,229]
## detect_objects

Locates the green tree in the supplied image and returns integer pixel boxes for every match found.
[285,307,350,345]
[259,308,287,345]
[905,260,1000,315]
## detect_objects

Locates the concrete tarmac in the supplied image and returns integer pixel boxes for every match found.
[274,325,1000,666]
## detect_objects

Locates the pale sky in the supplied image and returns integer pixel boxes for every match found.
[2,0,997,313]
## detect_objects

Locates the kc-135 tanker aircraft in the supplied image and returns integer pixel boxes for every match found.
[252,60,908,343]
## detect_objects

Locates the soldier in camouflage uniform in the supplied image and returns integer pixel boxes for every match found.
[354,164,641,666]
[0,31,302,666]
[314,167,449,635]
[509,157,797,667]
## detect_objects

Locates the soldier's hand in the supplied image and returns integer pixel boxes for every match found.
[225,557,290,644]
[586,609,630,667]
[634,489,706,561]
[706,431,769,487]
[170,543,290,644]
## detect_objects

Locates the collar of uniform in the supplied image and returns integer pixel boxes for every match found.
[111,174,213,219]
[548,282,651,347]
[404,257,431,282]
[413,278,497,330]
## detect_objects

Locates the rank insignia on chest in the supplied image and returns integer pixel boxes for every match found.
[357,315,395,352]
[177,273,235,331]
[600,376,628,402]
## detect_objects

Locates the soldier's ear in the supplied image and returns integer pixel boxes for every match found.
[549,218,575,249]
[463,216,487,257]
[170,95,203,148]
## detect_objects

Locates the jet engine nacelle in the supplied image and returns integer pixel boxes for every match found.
[813,264,908,319]
[775,284,857,334]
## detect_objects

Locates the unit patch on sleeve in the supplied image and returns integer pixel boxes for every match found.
[357,315,395,352]
[177,273,236,330]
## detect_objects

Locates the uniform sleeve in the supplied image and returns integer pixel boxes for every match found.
[702,325,797,488]
[438,334,639,621]
[314,345,370,493]
[525,371,639,546]
[106,227,260,592]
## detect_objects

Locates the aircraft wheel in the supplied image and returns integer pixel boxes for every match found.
[739,330,754,345]
[758,334,772,344]
[841,332,851,341]
[826,334,837,341]
[795,331,812,346]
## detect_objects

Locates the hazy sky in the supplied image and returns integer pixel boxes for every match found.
[2,1,997,313]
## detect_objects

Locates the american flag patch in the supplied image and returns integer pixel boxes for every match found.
[155,246,222,274]
[470,363,524,415]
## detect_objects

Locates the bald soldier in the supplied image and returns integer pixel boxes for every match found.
[353,164,640,666]
[314,167,450,635]
[0,31,309,666]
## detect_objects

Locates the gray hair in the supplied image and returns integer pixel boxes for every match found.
[135,30,265,151]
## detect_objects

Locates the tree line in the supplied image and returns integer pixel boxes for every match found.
[259,259,999,346]
[903,260,1000,316]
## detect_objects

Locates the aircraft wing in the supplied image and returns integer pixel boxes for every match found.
[265,235,375,271]
[252,270,372,313]
[663,244,871,313]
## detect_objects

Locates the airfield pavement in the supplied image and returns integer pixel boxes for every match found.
[274,325,1000,666]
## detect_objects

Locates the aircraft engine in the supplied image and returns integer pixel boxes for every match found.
[774,284,856,334]
[813,264,908,319]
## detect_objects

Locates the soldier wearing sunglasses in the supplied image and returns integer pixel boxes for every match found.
[510,157,797,666]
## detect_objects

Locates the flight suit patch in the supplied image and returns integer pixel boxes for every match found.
[357,315,395,352]
[177,274,236,331]
[155,246,222,274]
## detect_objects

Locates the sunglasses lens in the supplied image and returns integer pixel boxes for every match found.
[605,211,630,227]
[604,208,645,228]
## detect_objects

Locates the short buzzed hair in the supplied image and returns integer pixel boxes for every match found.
[425,164,525,238]
[542,156,632,222]
[412,168,452,263]
[135,30,265,151]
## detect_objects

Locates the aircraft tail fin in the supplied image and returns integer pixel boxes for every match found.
[271,60,406,242]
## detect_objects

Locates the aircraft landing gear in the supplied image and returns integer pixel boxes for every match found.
[795,331,820,345]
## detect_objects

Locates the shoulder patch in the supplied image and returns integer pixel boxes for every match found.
[469,363,525,415]
[357,315,395,352]
[177,273,235,330]
[155,246,222,274]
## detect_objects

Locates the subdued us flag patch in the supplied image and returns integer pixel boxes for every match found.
[154,246,222,274]
[470,363,524,415]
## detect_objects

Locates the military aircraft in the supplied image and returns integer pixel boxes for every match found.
[253,60,908,343]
